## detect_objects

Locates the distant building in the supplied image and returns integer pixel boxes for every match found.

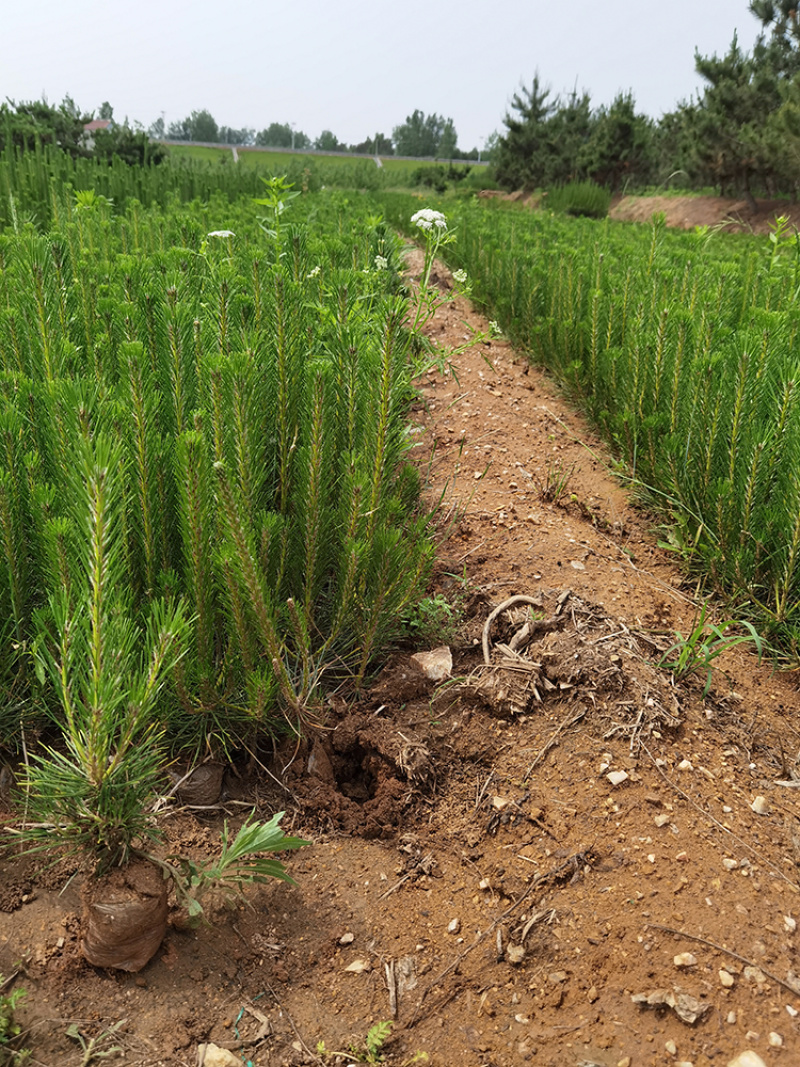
[82,118,112,151]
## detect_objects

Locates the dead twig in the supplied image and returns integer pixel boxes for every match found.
[482,595,544,664]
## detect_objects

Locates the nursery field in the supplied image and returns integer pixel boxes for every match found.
[3,176,800,1067]
[166,144,425,178]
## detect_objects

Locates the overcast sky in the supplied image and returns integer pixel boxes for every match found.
[6,1,762,150]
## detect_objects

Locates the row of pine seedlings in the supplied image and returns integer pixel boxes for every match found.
[377,193,800,657]
[0,189,436,813]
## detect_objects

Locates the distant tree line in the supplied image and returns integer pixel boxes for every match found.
[495,2,800,200]
[0,97,165,165]
[149,107,481,158]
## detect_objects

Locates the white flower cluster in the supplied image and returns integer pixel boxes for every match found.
[374,254,388,271]
[207,230,235,238]
[306,265,321,279]
[411,208,447,232]
[452,269,467,284]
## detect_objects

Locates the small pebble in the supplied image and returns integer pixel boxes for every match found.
[786,1004,798,1018]
[506,944,525,965]
[727,1011,737,1024]
[768,1033,783,1048]
[674,952,697,968]
[617,1059,631,1067]
[677,759,693,771]
[720,969,735,988]
[722,858,738,870]
[654,813,671,827]
[447,918,461,934]
[784,915,796,933]
[339,932,355,945]
[587,985,599,1002]
[606,770,629,786]
[665,1039,677,1055]
[750,795,770,815]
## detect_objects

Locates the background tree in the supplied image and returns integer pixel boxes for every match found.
[494,75,556,187]
[392,110,458,157]
[167,109,219,142]
[677,33,799,205]
[580,92,654,191]
[349,133,394,155]
[0,97,90,156]
[93,124,167,165]
[314,129,344,151]
[98,101,114,121]
[255,122,309,148]
[219,126,255,145]
[148,115,165,140]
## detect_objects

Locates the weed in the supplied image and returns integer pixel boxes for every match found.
[317,1021,428,1066]
[403,593,461,643]
[539,458,577,505]
[65,1020,125,1066]
[0,976,29,1066]
[158,812,310,922]
[657,603,764,695]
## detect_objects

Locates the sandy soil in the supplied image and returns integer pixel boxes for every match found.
[610,193,800,235]
[3,215,800,1067]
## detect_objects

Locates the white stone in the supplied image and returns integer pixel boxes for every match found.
[197,1045,242,1067]
[606,770,629,786]
[447,918,461,934]
[784,915,797,933]
[768,1033,783,1048]
[665,1039,677,1055]
[410,646,452,681]
[719,969,735,988]
[674,952,697,968]
[750,795,770,815]
[727,1053,767,1067]
[677,759,693,771]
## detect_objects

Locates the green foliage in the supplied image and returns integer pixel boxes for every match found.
[495,79,654,192]
[0,979,28,1066]
[168,108,220,143]
[18,435,190,868]
[374,190,800,655]
[255,122,310,149]
[403,593,461,642]
[657,604,765,694]
[393,110,458,157]
[162,812,310,921]
[0,188,435,760]
[0,97,90,157]
[546,181,611,219]
[65,1020,124,1066]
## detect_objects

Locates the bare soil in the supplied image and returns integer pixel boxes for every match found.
[610,192,800,235]
[4,205,800,1067]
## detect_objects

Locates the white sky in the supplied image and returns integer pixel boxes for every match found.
[5,1,762,151]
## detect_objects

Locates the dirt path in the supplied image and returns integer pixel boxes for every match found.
[3,242,800,1067]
